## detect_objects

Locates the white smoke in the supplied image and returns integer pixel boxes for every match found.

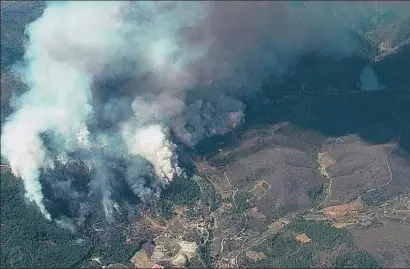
[1,115,50,218]
[1,2,128,219]
[123,123,180,181]
[1,1,409,220]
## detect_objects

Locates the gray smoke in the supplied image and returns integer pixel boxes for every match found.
[359,65,386,91]
[1,1,409,222]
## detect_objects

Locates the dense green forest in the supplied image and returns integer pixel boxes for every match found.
[233,191,253,215]
[247,219,381,268]
[361,188,389,206]
[198,241,213,268]
[1,171,89,268]
[289,219,353,250]
[0,171,141,268]
[158,176,201,220]
[335,251,383,268]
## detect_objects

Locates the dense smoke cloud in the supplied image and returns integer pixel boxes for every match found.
[1,1,409,223]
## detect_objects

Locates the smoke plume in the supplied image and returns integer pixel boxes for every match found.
[1,1,409,223]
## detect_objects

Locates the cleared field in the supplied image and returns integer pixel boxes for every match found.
[209,123,325,220]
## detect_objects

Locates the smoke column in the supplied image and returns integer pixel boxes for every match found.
[1,1,409,221]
